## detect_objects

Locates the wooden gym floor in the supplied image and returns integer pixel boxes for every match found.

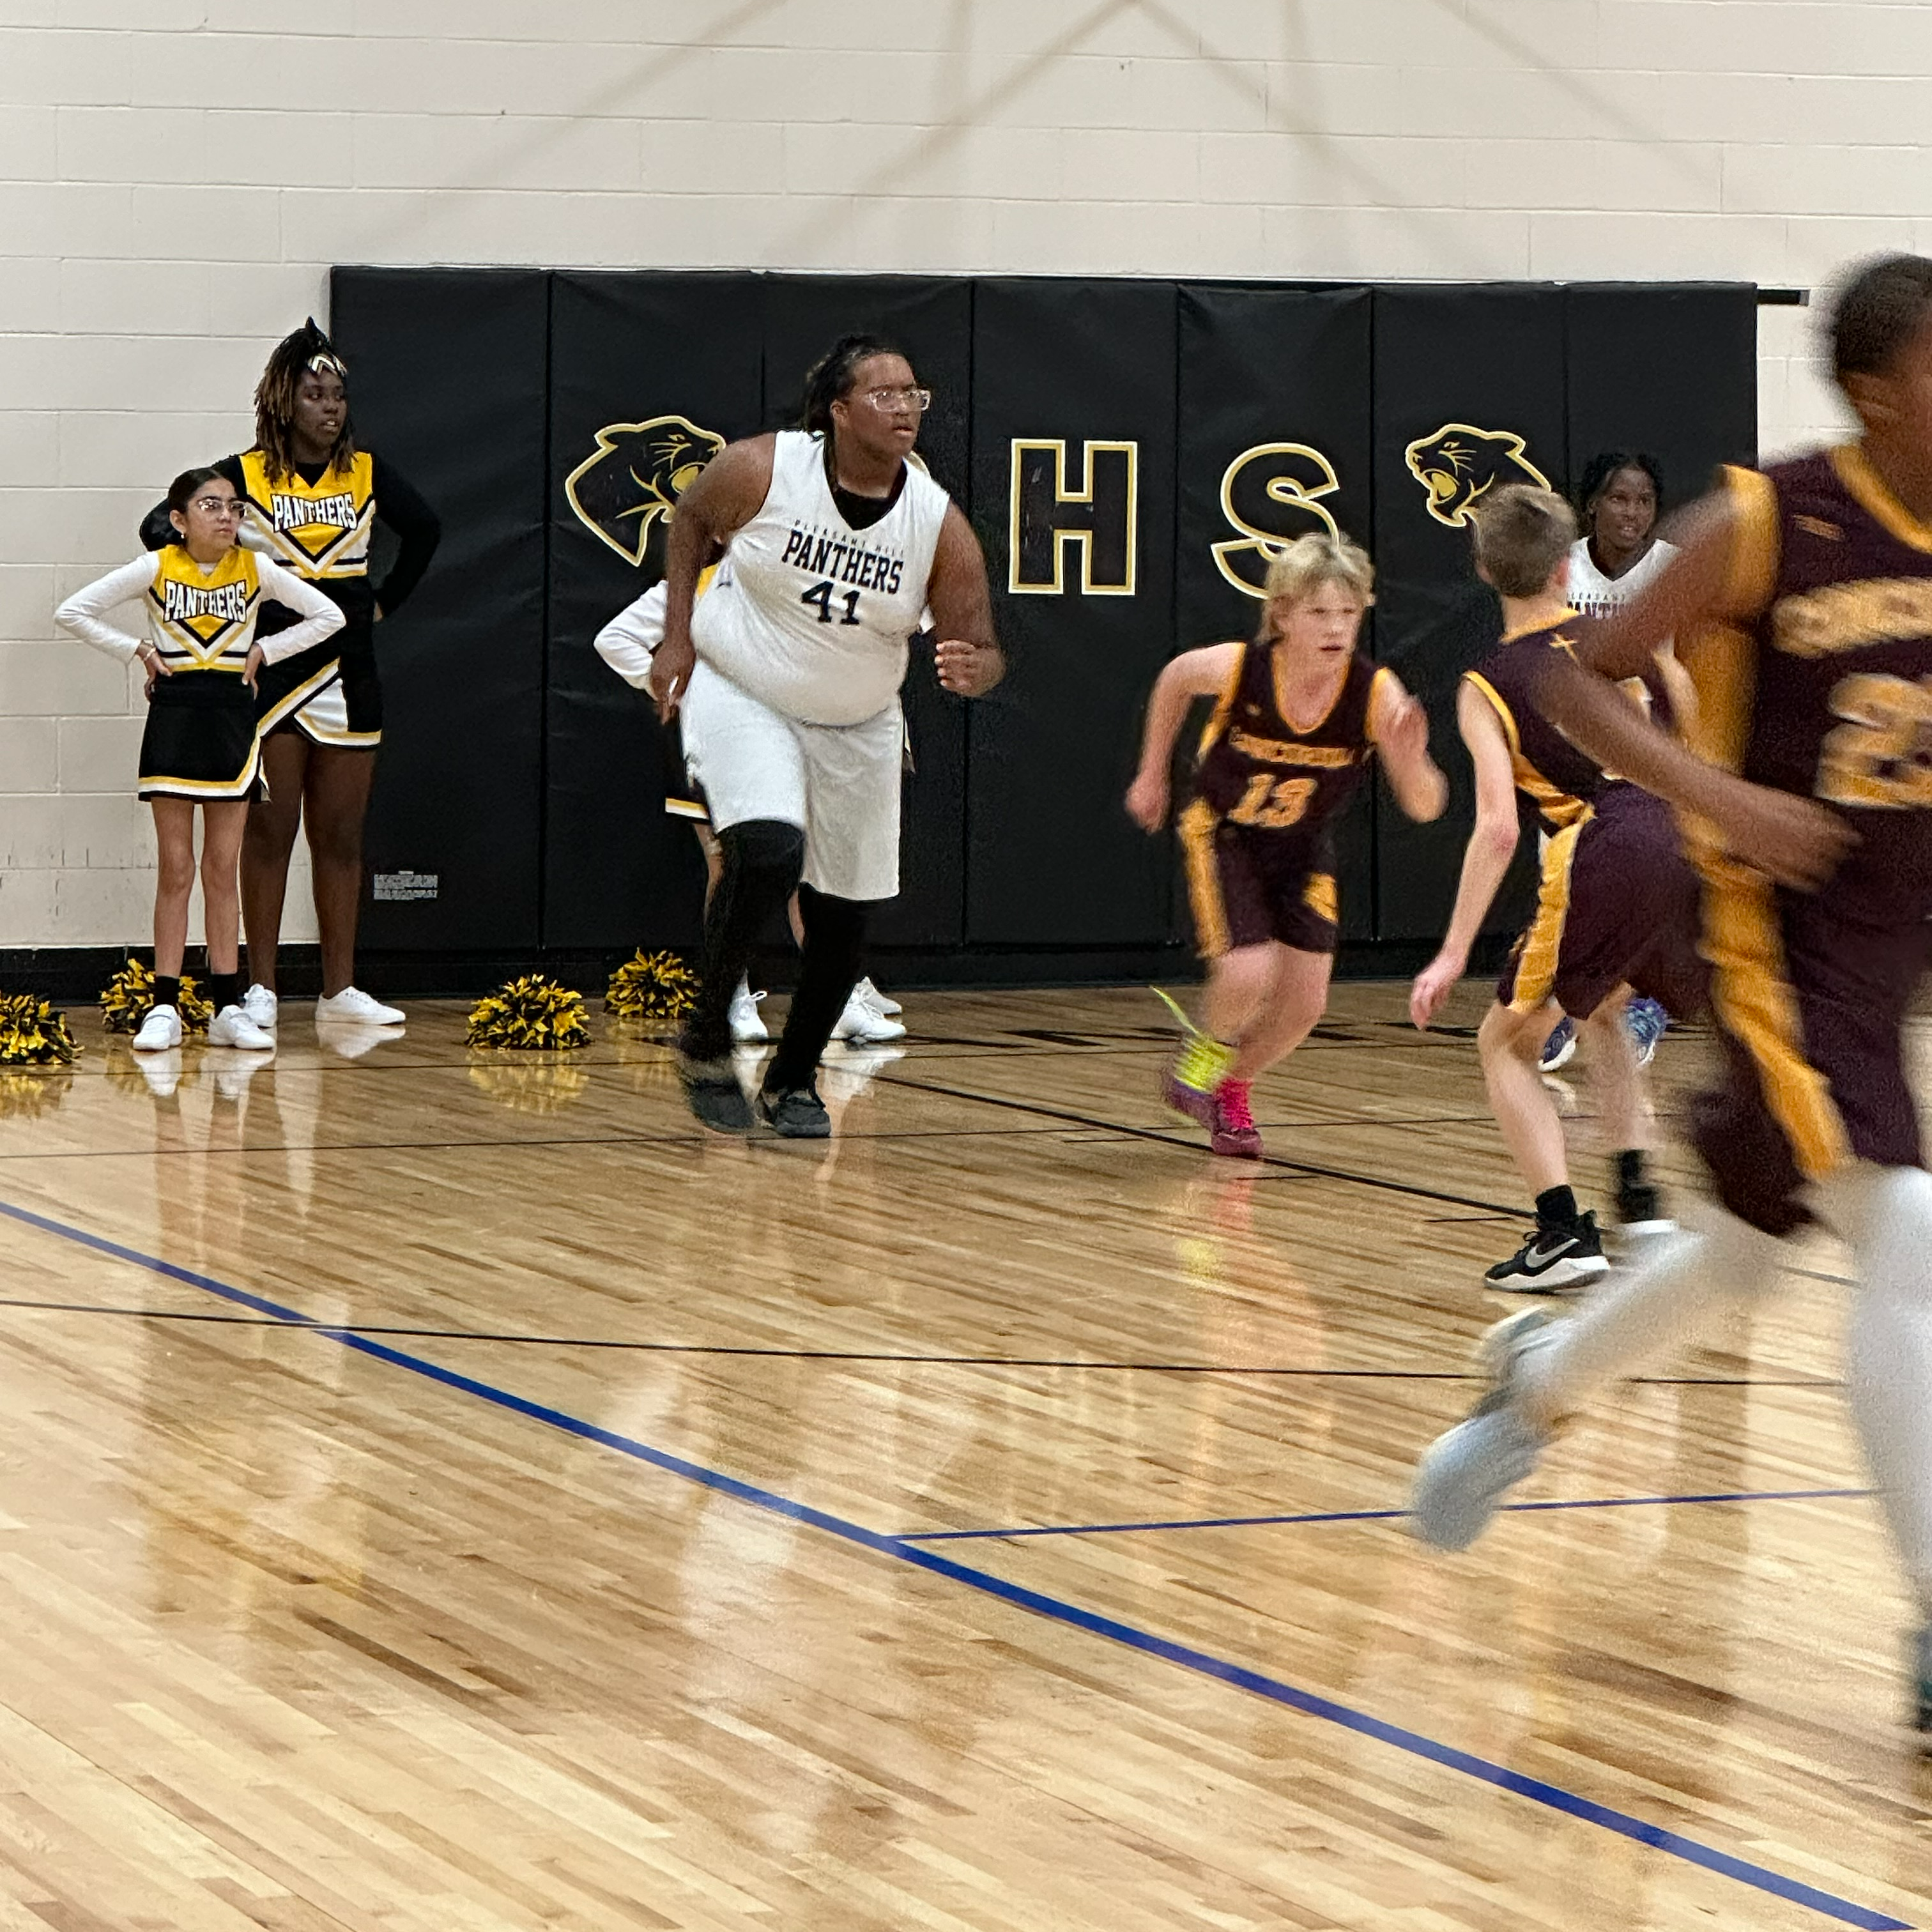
[0,980,1923,1931]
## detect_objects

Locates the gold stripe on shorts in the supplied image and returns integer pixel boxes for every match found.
[1506,816,1584,1013]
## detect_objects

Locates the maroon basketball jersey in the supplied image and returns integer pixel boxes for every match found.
[1465,615,1609,834]
[1190,643,1386,854]
[1714,446,1932,926]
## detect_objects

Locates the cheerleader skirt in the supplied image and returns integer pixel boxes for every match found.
[137,672,263,802]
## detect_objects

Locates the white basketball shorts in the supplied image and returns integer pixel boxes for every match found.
[679,661,902,903]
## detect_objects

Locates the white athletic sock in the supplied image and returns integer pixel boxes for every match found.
[1819,1165,1932,1620]
[1516,1201,1784,1426]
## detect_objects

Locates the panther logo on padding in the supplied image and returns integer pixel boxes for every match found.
[565,415,727,566]
[1404,424,1551,528]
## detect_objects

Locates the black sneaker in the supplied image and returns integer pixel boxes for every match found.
[678,1053,754,1134]
[1483,1211,1610,1292]
[1614,1181,1676,1241]
[758,1083,831,1138]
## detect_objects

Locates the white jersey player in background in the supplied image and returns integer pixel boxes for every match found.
[650,334,1003,1138]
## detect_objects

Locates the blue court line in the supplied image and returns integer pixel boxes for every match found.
[900,1487,1876,1542]
[0,1194,1909,1932]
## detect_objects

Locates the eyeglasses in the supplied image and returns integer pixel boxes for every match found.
[190,497,242,516]
[859,387,931,414]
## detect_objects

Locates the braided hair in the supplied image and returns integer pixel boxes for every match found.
[254,318,355,484]
[797,333,901,441]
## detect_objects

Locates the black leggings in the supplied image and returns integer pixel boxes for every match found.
[766,884,877,1092]
[679,818,803,1062]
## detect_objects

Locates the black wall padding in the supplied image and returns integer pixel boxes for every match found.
[1563,283,1758,509]
[1176,284,1376,942]
[542,273,763,951]
[967,279,1179,946]
[758,275,975,947]
[330,267,549,951]
[1371,286,1570,944]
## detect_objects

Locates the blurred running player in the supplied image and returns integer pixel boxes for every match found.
[1128,533,1446,1157]
[1410,254,1932,1743]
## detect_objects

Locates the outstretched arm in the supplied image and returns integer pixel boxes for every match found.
[1409,681,1521,1029]
[1369,670,1448,823]
[927,503,1003,696]
[648,436,774,720]
[1125,643,1241,831]
[1538,487,1853,890]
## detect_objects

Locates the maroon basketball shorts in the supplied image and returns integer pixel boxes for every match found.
[1496,785,1706,1022]
[1691,862,1932,1235]
[1179,802,1338,957]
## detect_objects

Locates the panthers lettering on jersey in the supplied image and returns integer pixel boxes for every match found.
[777,523,908,599]
[145,544,263,671]
[238,448,376,578]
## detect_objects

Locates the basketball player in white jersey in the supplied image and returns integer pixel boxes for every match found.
[650,335,1003,1137]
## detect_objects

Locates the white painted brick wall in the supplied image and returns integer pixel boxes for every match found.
[0,0,1905,947]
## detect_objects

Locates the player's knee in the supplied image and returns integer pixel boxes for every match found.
[719,818,805,893]
[1477,1002,1533,1063]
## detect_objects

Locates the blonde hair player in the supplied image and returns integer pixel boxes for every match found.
[1128,533,1446,1156]
[1408,485,1705,1291]
[56,466,344,1054]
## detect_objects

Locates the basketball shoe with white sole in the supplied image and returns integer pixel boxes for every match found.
[131,1004,183,1052]
[240,983,278,1029]
[316,987,405,1025]
[207,1004,275,1051]
[1484,1211,1609,1291]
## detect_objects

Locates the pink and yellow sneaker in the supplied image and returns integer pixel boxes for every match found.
[1209,1078,1263,1158]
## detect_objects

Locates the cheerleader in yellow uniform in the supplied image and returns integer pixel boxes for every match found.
[57,468,344,1052]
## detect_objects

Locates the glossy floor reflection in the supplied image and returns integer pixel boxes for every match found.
[0,982,1920,1930]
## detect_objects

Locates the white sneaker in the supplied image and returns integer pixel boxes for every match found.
[241,983,278,1029]
[132,1004,183,1053]
[730,978,769,1044]
[855,976,900,1016]
[208,1004,275,1051]
[833,989,906,1045]
[316,987,404,1025]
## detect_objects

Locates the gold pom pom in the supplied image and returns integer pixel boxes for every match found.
[100,960,213,1034]
[464,974,590,1051]
[604,949,699,1027]
[0,992,80,1066]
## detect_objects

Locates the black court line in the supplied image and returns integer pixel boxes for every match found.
[878,1070,1537,1216]
[0,1300,1843,1386]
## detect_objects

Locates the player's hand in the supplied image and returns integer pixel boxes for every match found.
[243,642,263,693]
[1409,950,1465,1031]
[650,631,696,722]
[1713,778,1856,891]
[1379,689,1429,764]
[936,638,1002,697]
[1124,770,1169,832]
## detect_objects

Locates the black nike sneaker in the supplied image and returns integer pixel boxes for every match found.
[758,1083,831,1139]
[1483,1211,1610,1292]
[678,1052,754,1134]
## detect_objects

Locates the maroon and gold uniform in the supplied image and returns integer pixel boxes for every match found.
[1470,616,1704,1022]
[1685,447,1932,1234]
[1179,645,1390,956]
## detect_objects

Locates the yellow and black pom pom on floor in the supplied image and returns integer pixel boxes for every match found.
[465,975,590,1051]
[0,993,80,1067]
[604,949,698,1030]
[99,960,214,1034]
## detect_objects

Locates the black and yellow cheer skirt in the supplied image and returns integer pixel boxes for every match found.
[137,673,263,802]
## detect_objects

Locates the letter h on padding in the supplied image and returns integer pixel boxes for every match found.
[1008,440,1138,595]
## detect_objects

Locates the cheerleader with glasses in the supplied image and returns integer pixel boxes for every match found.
[139,321,441,1032]
[57,468,346,1052]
